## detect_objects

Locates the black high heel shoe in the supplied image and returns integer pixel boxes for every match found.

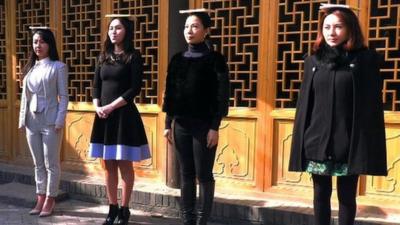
[116,206,131,225]
[103,204,119,225]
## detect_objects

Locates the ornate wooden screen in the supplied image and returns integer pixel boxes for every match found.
[112,0,159,104]
[0,1,6,100]
[275,0,346,108]
[62,0,101,102]
[366,0,400,200]
[368,0,400,111]
[15,0,50,99]
[202,0,260,108]
[0,0,7,159]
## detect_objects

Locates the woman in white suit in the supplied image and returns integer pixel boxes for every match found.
[18,27,68,217]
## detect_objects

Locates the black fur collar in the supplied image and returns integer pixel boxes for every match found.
[315,44,350,69]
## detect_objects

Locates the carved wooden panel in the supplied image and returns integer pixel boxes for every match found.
[112,0,159,104]
[62,0,101,102]
[214,119,256,184]
[366,126,400,197]
[275,0,346,108]
[16,0,50,100]
[135,115,156,171]
[274,120,312,188]
[0,109,6,158]
[201,0,260,108]
[63,112,95,167]
[368,0,400,111]
[0,1,6,100]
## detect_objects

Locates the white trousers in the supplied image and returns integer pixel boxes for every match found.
[25,110,63,197]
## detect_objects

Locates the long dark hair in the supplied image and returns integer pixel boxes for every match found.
[188,12,213,50]
[313,7,366,52]
[22,29,59,78]
[100,17,135,64]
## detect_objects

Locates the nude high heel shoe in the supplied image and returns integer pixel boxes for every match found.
[39,196,55,217]
[29,194,46,215]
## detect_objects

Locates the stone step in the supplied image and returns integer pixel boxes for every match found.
[0,163,399,225]
[0,181,69,208]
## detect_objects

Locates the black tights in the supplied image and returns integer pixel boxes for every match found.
[173,118,217,224]
[173,118,217,184]
[312,174,359,225]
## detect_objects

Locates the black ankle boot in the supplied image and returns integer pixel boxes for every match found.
[116,206,131,225]
[181,180,197,225]
[103,204,119,225]
[197,181,215,225]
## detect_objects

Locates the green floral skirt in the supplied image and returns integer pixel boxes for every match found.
[306,160,349,176]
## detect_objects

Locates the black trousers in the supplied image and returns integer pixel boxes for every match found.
[312,174,359,225]
[173,118,217,183]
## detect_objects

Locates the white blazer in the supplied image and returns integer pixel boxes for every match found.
[19,60,69,128]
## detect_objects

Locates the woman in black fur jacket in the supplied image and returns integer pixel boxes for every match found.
[289,4,387,225]
[162,9,229,225]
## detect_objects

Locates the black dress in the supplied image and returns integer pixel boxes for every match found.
[89,51,151,161]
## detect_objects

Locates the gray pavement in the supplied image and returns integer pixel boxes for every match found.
[0,179,226,225]
[1,163,400,225]
[0,198,225,225]
[0,198,171,225]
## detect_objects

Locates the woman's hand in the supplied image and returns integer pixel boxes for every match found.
[94,97,124,119]
[101,104,115,116]
[95,106,107,119]
[207,129,219,148]
[163,129,173,144]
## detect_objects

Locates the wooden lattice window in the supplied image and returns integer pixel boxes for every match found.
[0,1,6,100]
[369,0,400,111]
[16,0,50,100]
[275,0,346,108]
[202,0,260,108]
[62,0,101,102]
[113,0,159,104]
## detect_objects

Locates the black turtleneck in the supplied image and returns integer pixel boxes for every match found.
[183,42,210,58]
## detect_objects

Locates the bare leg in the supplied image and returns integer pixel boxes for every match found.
[104,160,119,205]
[118,160,134,207]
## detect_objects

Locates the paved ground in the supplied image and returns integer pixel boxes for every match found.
[0,199,162,225]
[1,163,400,225]
[0,179,226,225]
[0,197,225,225]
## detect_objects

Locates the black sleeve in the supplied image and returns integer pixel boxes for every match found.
[210,53,230,130]
[121,51,144,102]
[92,60,102,100]
[165,115,173,129]
[162,53,180,129]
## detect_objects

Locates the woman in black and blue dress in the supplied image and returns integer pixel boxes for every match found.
[89,16,150,225]
[289,4,387,225]
[163,9,230,225]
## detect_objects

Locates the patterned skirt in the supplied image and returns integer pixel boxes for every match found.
[306,160,349,176]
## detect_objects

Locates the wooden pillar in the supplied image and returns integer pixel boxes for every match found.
[6,0,16,161]
[165,0,188,189]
